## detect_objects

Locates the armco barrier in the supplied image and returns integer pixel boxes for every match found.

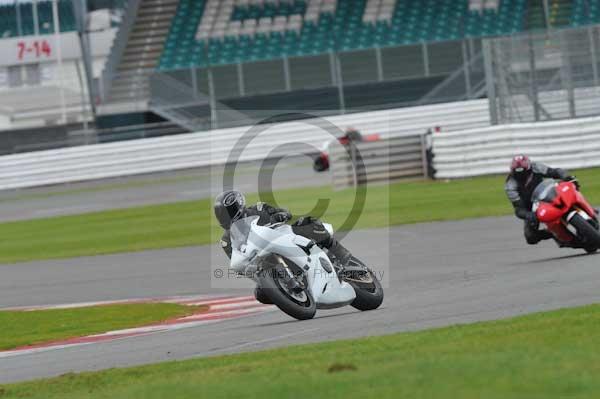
[0,100,489,190]
[433,115,600,179]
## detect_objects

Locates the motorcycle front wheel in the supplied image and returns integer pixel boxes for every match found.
[258,261,316,320]
[343,257,384,311]
[570,213,600,252]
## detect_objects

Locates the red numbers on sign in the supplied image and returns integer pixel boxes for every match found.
[41,40,51,57]
[17,41,25,60]
[17,40,52,60]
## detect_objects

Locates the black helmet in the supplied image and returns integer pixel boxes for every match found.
[214,190,246,229]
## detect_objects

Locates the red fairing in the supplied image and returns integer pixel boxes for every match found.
[575,189,597,218]
[535,182,597,244]
[535,182,577,223]
[536,201,573,243]
[554,182,578,216]
[536,202,565,224]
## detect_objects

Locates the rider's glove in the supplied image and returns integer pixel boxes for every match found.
[271,211,291,223]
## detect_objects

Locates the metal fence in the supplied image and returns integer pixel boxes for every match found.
[484,24,600,124]
[149,38,485,131]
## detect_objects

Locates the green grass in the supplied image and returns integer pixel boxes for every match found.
[2,304,600,398]
[2,168,600,264]
[0,303,202,351]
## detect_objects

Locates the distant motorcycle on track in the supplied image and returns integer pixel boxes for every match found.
[229,215,384,320]
[532,179,600,253]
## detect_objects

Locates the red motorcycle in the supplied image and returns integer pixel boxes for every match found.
[533,180,600,253]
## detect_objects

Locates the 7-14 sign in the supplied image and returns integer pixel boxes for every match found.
[17,40,52,61]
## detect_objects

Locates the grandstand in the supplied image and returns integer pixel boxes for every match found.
[572,0,600,26]
[100,0,600,119]
[159,0,527,69]
[1,0,600,151]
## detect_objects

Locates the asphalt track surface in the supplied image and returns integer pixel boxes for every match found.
[0,157,327,222]
[2,216,600,383]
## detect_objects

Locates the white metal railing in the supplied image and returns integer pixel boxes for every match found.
[0,100,489,190]
[432,115,600,179]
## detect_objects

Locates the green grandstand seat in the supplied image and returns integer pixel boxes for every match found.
[157,0,558,71]
[572,0,600,25]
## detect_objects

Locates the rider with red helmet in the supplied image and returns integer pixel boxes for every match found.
[505,155,577,245]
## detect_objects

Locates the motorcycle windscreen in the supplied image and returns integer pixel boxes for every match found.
[230,216,259,251]
[532,180,558,203]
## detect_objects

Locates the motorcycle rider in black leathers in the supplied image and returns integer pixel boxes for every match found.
[505,155,577,245]
[214,190,352,304]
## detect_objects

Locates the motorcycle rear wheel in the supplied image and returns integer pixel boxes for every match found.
[570,214,600,252]
[258,262,316,320]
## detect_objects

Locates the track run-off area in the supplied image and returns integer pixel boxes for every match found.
[1,215,600,384]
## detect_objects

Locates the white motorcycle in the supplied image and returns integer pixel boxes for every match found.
[230,215,384,320]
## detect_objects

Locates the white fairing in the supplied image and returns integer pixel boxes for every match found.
[230,216,356,308]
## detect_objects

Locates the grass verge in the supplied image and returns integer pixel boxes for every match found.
[0,303,201,351]
[2,168,600,264]
[2,304,600,398]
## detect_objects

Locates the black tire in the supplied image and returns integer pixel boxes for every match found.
[253,287,273,305]
[257,263,316,320]
[313,156,328,172]
[570,214,600,252]
[343,261,384,311]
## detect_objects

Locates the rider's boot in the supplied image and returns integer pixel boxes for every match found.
[538,230,554,241]
[525,221,553,245]
[328,237,352,268]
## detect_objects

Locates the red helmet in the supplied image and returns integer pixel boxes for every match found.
[510,155,532,178]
